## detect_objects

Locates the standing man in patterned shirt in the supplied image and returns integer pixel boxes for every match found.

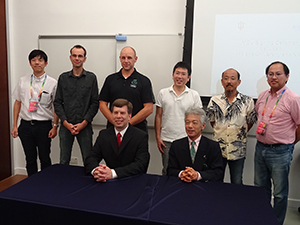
[206,68,256,184]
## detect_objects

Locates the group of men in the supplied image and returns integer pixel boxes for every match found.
[11,45,300,225]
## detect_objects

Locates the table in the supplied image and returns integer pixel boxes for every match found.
[0,164,278,225]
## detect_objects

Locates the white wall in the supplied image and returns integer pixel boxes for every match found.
[7,0,300,207]
[7,0,186,175]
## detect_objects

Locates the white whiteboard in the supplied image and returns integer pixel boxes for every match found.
[39,34,184,126]
[191,0,300,98]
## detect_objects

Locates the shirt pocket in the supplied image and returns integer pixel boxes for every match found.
[40,92,51,106]
[79,85,91,100]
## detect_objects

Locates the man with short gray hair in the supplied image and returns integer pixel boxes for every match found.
[167,107,223,182]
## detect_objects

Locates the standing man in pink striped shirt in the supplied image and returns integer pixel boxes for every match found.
[255,61,300,225]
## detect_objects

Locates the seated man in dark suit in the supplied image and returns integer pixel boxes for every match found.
[167,107,223,182]
[85,98,150,182]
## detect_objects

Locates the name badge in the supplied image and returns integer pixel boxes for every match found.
[256,121,268,135]
[28,100,39,112]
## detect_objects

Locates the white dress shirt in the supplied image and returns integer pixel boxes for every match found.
[178,135,202,181]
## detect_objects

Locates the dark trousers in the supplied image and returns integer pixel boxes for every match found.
[222,157,245,184]
[59,123,93,165]
[18,119,52,176]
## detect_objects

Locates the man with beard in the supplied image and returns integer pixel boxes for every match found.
[206,68,256,184]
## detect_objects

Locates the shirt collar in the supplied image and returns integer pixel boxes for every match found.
[114,124,129,137]
[69,69,86,77]
[221,91,240,102]
[268,85,287,97]
[188,135,201,151]
[169,85,189,93]
[117,68,137,79]
[33,73,46,80]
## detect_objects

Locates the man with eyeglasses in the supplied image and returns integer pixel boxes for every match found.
[167,107,223,182]
[206,68,256,184]
[255,61,300,225]
[54,45,99,165]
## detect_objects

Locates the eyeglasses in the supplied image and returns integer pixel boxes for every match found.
[266,73,285,78]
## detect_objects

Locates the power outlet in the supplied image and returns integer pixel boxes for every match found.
[70,157,78,165]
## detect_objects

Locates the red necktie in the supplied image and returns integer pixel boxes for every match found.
[117,133,122,147]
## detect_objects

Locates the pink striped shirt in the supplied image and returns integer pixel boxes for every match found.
[255,86,300,144]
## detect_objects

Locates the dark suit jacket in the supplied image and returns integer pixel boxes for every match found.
[167,135,223,182]
[84,125,150,178]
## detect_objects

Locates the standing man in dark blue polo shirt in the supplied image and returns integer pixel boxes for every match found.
[54,45,99,165]
[99,46,155,133]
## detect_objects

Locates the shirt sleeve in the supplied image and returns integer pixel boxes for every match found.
[141,76,155,104]
[155,89,163,108]
[193,90,203,108]
[111,169,118,179]
[54,75,68,122]
[290,94,300,125]
[246,98,257,124]
[206,98,215,121]
[83,74,99,123]
[99,76,111,102]
[12,79,22,101]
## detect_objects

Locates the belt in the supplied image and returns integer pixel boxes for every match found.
[257,141,285,148]
[21,119,51,125]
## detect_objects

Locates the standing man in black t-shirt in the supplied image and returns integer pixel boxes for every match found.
[99,46,155,132]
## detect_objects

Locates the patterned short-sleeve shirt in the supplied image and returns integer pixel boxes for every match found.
[206,93,257,160]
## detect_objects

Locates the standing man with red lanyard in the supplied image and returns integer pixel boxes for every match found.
[255,61,300,225]
[11,49,59,176]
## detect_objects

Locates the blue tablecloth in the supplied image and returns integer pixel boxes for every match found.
[0,164,278,225]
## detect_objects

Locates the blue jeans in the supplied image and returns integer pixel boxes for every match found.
[59,123,93,165]
[254,141,294,225]
[222,157,245,184]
